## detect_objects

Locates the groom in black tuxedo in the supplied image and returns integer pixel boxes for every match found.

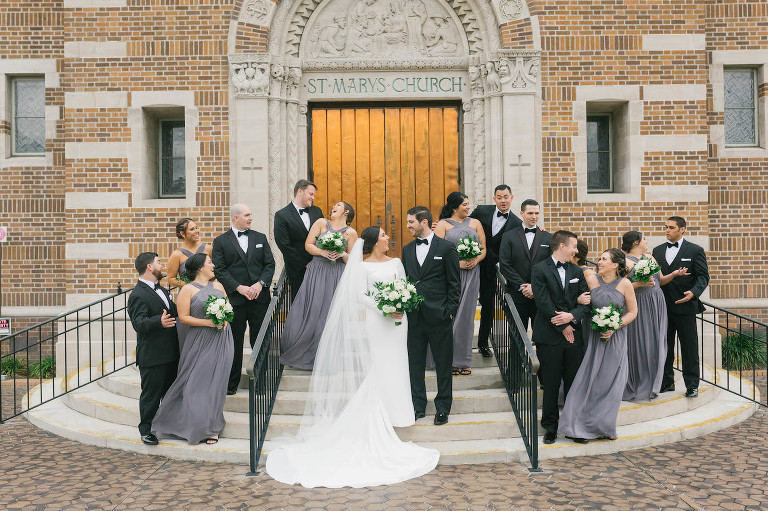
[402,206,461,426]
[652,216,710,398]
[126,252,179,446]
[470,184,522,357]
[213,204,275,395]
[273,179,324,300]
[531,230,590,444]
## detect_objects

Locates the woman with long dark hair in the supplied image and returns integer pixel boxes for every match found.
[166,218,213,288]
[432,191,486,375]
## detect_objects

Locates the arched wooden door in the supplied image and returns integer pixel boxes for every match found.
[309,103,461,255]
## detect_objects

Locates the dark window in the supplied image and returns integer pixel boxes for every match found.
[587,114,611,192]
[12,77,45,155]
[724,69,757,146]
[159,120,185,198]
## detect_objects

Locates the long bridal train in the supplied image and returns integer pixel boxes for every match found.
[265,240,439,488]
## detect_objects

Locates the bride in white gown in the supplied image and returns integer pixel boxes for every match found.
[266,227,439,488]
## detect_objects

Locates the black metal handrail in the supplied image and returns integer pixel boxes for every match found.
[1,285,136,423]
[246,269,290,475]
[490,268,541,472]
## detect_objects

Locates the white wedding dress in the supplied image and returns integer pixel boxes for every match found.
[266,240,439,488]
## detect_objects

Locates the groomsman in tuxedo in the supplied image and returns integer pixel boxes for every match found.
[213,204,275,395]
[126,252,179,446]
[402,206,461,426]
[652,216,710,398]
[470,185,522,357]
[498,199,552,330]
[273,179,324,300]
[531,231,590,444]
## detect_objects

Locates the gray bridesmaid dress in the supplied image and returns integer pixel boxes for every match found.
[280,221,348,370]
[558,275,628,440]
[176,243,207,352]
[152,281,234,444]
[623,255,667,401]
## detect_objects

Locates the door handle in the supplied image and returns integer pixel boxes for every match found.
[376,215,382,227]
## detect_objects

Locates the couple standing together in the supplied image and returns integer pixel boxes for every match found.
[267,183,462,488]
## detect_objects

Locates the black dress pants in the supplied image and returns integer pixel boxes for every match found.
[537,341,584,433]
[408,318,453,415]
[230,296,270,392]
[477,270,496,350]
[512,298,537,332]
[663,313,700,390]
[286,269,305,302]
[139,360,178,436]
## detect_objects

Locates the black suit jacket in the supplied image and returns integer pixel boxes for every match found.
[212,229,275,307]
[470,205,522,279]
[127,281,179,369]
[499,227,553,302]
[652,239,709,315]
[273,203,324,273]
[531,259,590,347]
[402,236,462,326]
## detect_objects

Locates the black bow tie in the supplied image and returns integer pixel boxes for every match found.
[237,230,248,237]
[298,208,310,215]
[667,242,679,248]
[555,261,565,268]
[524,227,537,234]
[415,238,429,246]
[154,283,161,291]
[497,211,509,219]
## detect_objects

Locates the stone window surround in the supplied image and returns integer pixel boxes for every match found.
[128,91,198,208]
[0,59,59,168]
[710,50,768,158]
[574,85,643,203]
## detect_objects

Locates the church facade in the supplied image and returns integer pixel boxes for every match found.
[1,0,767,326]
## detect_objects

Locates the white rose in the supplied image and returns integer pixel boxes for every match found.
[382,305,395,314]
[407,284,416,293]
[209,303,221,313]
[458,244,467,251]
[335,238,344,246]
[402,291,411,300]
[389,291,400,300]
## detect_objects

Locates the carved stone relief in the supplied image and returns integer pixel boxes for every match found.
[240,0,277,27]
[491,0,528,24]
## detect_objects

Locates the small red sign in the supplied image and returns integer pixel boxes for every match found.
[0,318,10,336]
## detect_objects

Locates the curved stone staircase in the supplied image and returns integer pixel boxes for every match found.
[24,345,759,466]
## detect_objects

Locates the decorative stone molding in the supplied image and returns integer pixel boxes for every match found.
[240,0,277,27]
[491,0,529,24]
[302,56,468,70]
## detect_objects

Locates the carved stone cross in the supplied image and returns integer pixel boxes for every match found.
[242,158,262,187]
[509,154,531,184]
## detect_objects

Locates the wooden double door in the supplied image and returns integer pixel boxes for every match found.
[309,103,461,255]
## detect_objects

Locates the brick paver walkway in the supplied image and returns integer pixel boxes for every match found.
[1,406,766,510]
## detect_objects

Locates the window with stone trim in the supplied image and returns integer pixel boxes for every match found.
[11,76,45,155]
[587,114,612,192]
[159,119,186,198]
[724,68,758,147]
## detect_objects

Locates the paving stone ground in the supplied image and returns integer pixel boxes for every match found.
[1,402,767,510]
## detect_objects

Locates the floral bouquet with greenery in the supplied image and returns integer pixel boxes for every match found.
[590,303,623,339]
[205,295,234,329]
[316,231,346,263]
[456,236,482,261]
[367,277,424,326]
[629,256,660,283]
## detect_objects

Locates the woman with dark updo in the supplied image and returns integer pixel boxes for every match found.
[167,218,213,288]
[152,253,234,445]
[558,248,637,442]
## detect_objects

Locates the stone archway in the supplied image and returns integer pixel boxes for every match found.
[227,0,542,240]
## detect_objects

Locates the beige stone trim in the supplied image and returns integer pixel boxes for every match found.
[65,91,128,109]
[645,134,708,153]
[706,298,768,311]
[643,84,706,102]
[575,85,639,102]
[65,142,128,159]
[0,306,67,318]
[64,0,127,6]
[63,41,127,59]
[641,34,705,51]
[65,243,130,260]
[65,293,119,310]
[644,185,708,203]
[65,192,130,210]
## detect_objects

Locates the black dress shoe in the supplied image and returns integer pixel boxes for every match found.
[479,346,493,358]
[141,433,159,445]
[415,411,426,420]
[566,436,589,444]
[226,389,237,395]
[543,431,556,444]
[685,388,698,398]
[659,383,675,393]
[434,413,448,426]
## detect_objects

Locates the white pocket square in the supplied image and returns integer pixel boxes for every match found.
[540,244,549,247]
[434,256,443,260]
[681,258,691,261]
[569,278,579,283]
[254,243,263,248]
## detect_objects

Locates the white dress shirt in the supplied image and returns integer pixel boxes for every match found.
[139,278,170,309]
[293,201,311,231]
[232,227,249,253]
[665,237,683,265]
[416,231,435,266]
[491,207,510,237]
[523,226,537,249]
[552,256,566,288]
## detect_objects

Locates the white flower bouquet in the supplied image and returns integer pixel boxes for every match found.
[316,231,346,263]
[205,295,234,328]
[366,277,424,326]
[590,303,624,339]
[456,236,482,261]
[629,256,660,283]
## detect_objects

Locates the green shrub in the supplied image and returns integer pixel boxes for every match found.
[28,357,55,379]
[722,332,768,371]
[1,357,26,377]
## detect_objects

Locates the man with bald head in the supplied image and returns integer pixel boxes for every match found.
[213,203,275,395]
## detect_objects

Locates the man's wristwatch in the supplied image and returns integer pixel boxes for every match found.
[258,280,267,287]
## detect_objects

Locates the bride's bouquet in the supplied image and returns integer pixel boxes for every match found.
[367,277,424,326]
[456,236,482,260]
[316,231,346,263]
[205,295,234,329]
[590,303,623,339]
[629,256,660,283]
